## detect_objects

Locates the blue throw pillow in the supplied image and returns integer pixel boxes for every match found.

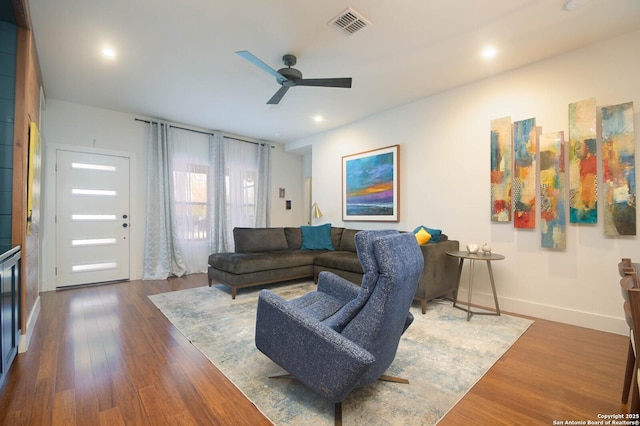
[301,223,335,250]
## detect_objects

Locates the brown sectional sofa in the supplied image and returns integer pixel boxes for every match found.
[207,226,459,313]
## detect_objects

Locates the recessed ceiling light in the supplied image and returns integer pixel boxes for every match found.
[101,47,116,59]
[313,115,325,123]
[481,46,497,59]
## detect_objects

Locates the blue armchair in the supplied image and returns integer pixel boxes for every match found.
[255,230,424,418]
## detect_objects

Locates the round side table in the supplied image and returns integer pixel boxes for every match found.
[446,250,505,321]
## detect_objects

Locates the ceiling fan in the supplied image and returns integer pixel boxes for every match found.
[236,50,352,105]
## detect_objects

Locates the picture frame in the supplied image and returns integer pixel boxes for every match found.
[342,145,399,222]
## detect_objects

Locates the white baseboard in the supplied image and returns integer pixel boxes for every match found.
[455,289,628,336]
[18,295,41,353]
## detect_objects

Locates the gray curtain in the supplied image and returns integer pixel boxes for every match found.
[255,142,271,227]
[143,121,186,279]
[209,131,228,253]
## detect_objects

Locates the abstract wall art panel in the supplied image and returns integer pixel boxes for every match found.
[513,118,537,229]
[568,98,597,224]
[602,101,636,236]
[342,145,399,222]
[540,131,567,249]
[490,116,512,222]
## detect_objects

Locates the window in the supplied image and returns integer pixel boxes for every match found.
[173,165,209,240]
[225,169,257,231]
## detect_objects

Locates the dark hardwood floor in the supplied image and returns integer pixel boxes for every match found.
[0,274,630,425]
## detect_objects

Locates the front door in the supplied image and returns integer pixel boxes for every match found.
[55,150,131,287]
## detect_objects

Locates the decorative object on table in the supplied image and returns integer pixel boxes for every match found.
[490,116,513,222]
[481,243,492,255]
[342,145,399,222]
[602,101,636,236]
[540,131,567,249]
[513,117,537,229]
[568,97,597,224]
[466,243,479,254]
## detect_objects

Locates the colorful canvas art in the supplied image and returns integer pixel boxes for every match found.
[342,145,399,221]
[490,117,512,222]
[540,131,566,249]
[602,101,636,236]
[568,98,597,224]
[513,118,537,229]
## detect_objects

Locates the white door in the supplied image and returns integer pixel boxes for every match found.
[56,150,130,287]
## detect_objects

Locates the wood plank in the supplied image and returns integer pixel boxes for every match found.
[0,274,630,424]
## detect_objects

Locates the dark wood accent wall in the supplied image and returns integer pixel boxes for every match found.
[11,0,42,339]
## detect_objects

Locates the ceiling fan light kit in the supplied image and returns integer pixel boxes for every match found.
[236,50,352,104]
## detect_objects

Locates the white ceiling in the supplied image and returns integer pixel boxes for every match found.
[28,0,640,145]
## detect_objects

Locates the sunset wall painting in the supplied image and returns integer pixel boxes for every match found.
[602,101,636,236]
[513,118,537,229]
[540,131,567,249]
[490,116,512,222]
[568,98,597,224]
[342,145,399,222]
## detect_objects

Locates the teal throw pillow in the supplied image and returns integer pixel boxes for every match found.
[301,223,335,250]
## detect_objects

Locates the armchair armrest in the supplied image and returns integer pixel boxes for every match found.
[316,270,360,303]
[255,289,375,402]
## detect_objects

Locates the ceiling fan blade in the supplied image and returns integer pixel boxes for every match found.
[267,86,290,105]
[235,50,287,84]
[295,78,352,88]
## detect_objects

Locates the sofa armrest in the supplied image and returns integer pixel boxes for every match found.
[316,271,361,303]
[255,290,375,402]
[415,240,460,309]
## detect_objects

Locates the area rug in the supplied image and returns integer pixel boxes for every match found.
[149,281,533,425]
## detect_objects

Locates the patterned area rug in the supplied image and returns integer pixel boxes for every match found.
[149,281,532,425]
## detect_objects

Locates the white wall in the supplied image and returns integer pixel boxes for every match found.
[40,99,304,291]
[290,30,640,335]
[270,144,306,227]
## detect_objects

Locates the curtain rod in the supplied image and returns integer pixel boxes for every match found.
[134,118,274,147]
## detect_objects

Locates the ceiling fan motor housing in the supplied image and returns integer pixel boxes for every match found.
[277,67,302,81]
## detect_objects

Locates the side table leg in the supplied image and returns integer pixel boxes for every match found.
[486,261,501,316]
[466,259,475,321]
[452,258,464,309]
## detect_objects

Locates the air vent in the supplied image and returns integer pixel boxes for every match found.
[328,8,371,36]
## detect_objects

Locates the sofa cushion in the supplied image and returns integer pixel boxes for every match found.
[301,224,335,250]
[287,291,345,321]
[284,227,302,249]
[331,227,344,250]
[339,228,360,252]
[209,250,318,274]
[314,251,364,274]
[234,227,288,253]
